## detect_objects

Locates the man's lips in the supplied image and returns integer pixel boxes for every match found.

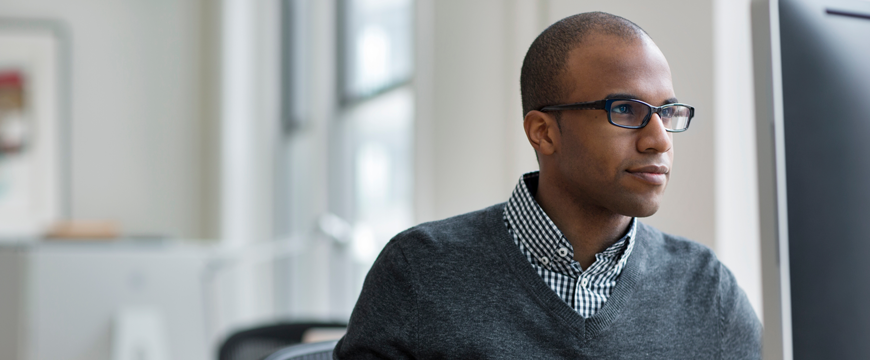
[625,165,670,185]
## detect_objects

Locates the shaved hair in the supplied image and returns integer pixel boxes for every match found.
[520,12,650,117]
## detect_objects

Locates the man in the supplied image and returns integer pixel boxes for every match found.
[334,12,761,359]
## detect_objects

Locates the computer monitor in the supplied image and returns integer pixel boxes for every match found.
[752,0,870,359]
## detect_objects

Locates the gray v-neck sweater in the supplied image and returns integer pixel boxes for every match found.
[334,203,761,359]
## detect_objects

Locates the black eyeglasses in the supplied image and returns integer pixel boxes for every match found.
[539,98,695,132]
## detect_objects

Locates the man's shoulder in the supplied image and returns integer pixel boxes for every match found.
[388,202,506,251]
[369,203,515,290]
[635,223,762,349]
[636,221,717,259]
[634,221,726,280]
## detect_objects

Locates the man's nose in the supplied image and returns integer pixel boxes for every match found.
[637,113,672,153]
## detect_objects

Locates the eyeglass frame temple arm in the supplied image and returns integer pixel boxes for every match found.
[538,99,608,112]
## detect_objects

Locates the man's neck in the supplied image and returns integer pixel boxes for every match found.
[533,173,632,270]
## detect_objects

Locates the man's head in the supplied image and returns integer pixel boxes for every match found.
[521,12,650,118]
[521,12,677,218]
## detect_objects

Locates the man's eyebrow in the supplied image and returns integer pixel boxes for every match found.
[604,93,639,100]
[604,93,680,106]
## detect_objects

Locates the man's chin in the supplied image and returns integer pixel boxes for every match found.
[612,195,662,218]
[631,205,660,218]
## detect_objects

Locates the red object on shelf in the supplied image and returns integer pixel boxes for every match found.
[0,71,23,88]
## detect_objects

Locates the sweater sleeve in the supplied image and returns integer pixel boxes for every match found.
[718,263,762,360]
[333,238,417,359]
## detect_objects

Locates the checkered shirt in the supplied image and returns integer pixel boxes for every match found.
[503,171,637,318]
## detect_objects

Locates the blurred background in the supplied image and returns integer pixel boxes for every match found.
[0,0,761,359]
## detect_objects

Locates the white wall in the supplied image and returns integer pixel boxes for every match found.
[713,0,762,320]
[0,0,209,238]
[215,0,281,333]
[415,0,540,224]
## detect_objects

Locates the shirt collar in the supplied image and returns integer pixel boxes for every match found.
[504,171,636,275]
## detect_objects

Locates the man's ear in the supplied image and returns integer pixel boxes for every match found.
[524,110,560,157]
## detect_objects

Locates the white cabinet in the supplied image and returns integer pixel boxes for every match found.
[0,241,212,360]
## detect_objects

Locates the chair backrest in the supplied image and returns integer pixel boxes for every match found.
[262,340,338,360]
[218,322,345,360]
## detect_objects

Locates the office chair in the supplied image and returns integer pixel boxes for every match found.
[263,340,338,360]
[218,322,345,360]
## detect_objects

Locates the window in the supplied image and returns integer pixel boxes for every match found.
[339,0,413,103]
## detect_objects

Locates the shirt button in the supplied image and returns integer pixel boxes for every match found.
[539,257,549,265]
[558,247,569,257]
[581,278,589,287]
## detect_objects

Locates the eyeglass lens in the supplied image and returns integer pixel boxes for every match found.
[609,100,691,130]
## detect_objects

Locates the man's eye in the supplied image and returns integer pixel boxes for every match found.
[660,107,675,117]
[612,104,633,114]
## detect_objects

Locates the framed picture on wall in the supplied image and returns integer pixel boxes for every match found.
[0,19,69,239]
